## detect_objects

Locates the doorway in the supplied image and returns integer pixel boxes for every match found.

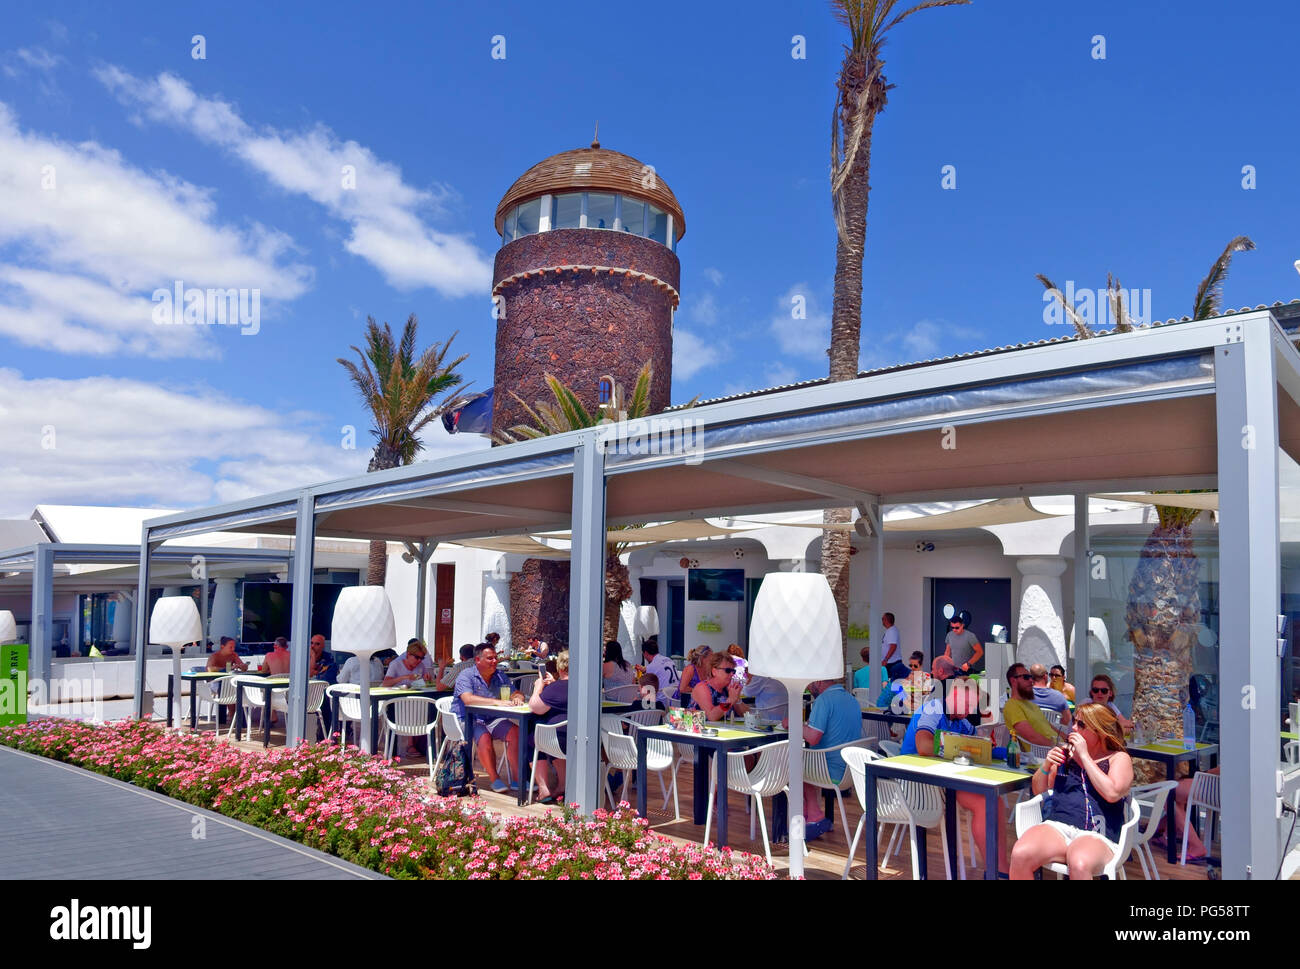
[667,581,685,658]
[929,577,1011,671]
[433,563,455,665]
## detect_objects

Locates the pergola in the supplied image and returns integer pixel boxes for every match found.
[0,543,293,686]
[133,309,1300,878]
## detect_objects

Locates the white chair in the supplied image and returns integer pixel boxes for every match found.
[878,739,901,757]
[1014,795,1140,879]
[703,739,788,865]
[599,716,678,815]
[1181,770,1220,866]
[1038,707,1063,730]
[1130,780,1178,879]
[198,676,240,735]
[431,696,466,779]
[326,685,364,746]
[380,696,439,762]
[269,680,329,742]
[804,738,876,843]
[528,720,566,805]
[862,719,894,744]
[236,678,273,740]
[517,674,538,695]
[603,683,641,703]
[852,688,873,705]
[841,747,951,880]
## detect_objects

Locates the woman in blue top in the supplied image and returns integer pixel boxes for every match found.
[1010,702,1134,880]
[687,652,750,721]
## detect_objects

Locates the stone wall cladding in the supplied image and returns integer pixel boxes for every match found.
[491,229,678,435]
[508,559,571,648]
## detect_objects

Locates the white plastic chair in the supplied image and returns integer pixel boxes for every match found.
[1014,795,1139,879]
[878,739,901,757]
[1129,780,1178,879]
[703,739,788,865]
[235,677,273,740]
[804,738,876,844]
[431,696,466,779]
[603,682,641,703]
[852,688,873,705]
[599,716,678,815]
[380,696,439,762]
[326,685,364,746]
[199,676,240,735]
[1181,770,1220,866]
[270,680,328,742]
[528,720,566,805]
[841,747,951,880]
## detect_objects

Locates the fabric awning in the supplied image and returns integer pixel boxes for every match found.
[450,535,569,558]
[737,498,1060,533]
[1092,492,1219,511]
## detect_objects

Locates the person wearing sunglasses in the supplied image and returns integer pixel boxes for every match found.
[1088,674,1133,733]
[1002,663,1066,750]
[934,613,983,677]
[687,651,750,722]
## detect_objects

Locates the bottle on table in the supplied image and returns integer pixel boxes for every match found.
[1006,726,1020,769]
[1182,703,1196,751]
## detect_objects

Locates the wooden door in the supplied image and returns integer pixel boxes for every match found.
[433,563,456,664]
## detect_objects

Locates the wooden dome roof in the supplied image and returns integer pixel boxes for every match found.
[495,143,685,240]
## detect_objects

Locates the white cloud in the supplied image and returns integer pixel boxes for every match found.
[673,328,724,381]
[702,267,723,287]
[0,368,490,517]
[0,101,311,356]
[770,282,829,361]
[685,291,718,327]
[763,362,800,387]
[860,318,983,372]
[97,67,493,298]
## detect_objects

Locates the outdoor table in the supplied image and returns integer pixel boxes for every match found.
[167,670,239,729]
[859,753,1032,880]
[459,702,536,806]
[229,676,292,747]
[634,723,787,849]
[1128,739,1219,864]
[602,699,643,715]
[330,683,450,753]
[859,705,913,729]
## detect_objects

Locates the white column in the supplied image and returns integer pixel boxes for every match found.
[209,578,238,643]
[482,560,512,651]
[1015,556,1068,669]
[112,591,134,651]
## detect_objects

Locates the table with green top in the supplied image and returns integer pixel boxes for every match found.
[229,675,292,747]
[1128,739,1219,863]
[456,701,536,806]
[330,683,450,753]
[860,753,1033,880]
[858,705,913,728]
[634,723,787,848]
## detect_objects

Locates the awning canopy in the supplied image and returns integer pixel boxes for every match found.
[1092,491,1220,511]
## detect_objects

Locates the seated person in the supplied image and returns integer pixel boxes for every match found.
[641,638,679,704]
[902,677,1008,875]
[1010,703,1134,880]
[852,645,873,691]
[687,651,750,722]
[675,645,712,703]
[454,644,525,794]
[337,652,385,686]
[793,678,863,841]
[527,650,570,804]
[1087,674,1132,733]
[207,636,247,673]
[438,643,476,690]
[1049,664,1076,703]
[637,673,666,710]
[384,640,433,687]
[1030,663,1072,724]
[308,634,336,685]
[260,637,291,675]
[745,671,788,722]
[1003,663,1068,750]
[601,640,639,701]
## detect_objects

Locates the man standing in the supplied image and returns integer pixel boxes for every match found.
[880,612,907,681]
[934,612,983,677]
[1029,663,1072,725]
[453,643,525,794]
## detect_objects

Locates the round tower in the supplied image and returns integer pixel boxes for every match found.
[491,138,684,436]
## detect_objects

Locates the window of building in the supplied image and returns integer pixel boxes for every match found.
[598,377,613,404]
[502,192,677,250]
[553,193,582,230]
[619,197,645,236]
[503,207,519,243]
[647,205,669,245]
[587,193,616,230]
[515,198,542,238]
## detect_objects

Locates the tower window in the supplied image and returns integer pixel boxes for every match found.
[598,378,613,404]
[587,193,615,231]
[553,193,582,229]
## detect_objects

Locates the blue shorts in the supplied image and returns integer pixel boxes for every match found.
[471,718,515,745]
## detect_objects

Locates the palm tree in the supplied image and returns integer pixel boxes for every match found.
[338,314,468,586]
[1040,236,1254,779]
[824,0,970,679]
[496,362,658,640]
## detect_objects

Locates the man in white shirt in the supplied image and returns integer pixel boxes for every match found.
[880,613,907,681]
[640,638,678,704]
[337,653,385,686]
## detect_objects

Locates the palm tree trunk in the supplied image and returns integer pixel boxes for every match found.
[365,446,402,587]
[824,55,880,681]
[604,549,632,644]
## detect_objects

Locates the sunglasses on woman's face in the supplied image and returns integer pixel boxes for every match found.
[1090,686,1111,695]
[909,663,921,670]
[715,666,736,675]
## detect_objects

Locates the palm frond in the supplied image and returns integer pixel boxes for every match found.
[1191,235,1255,320]
[881,0,970,37]
[1107,273,1134,333]
[1036,274,1095,339]
[627,362,654,419]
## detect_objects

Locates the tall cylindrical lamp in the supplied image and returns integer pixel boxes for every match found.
[747,573,843,879]
[150,596,203,730]
[331,586,396,755]
[634,605,659,642]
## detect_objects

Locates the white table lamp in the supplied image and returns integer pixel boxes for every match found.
[747,573,843,879]
[635,605,659,641]
[331,586,396,755]
[150,596,203,729]
[0,610,17,645]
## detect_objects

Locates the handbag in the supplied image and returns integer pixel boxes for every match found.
[434,740,476,797]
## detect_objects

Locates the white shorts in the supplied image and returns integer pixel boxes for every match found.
[1038,820,1119,858]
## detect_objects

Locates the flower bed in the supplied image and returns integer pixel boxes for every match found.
[0,719,776,880]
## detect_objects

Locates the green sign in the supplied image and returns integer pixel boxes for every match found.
[1,644,28,727]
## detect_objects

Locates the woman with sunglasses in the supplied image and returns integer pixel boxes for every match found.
[687,651,750,722]
[1088,674,1133,733]
[1009,702,1134,879]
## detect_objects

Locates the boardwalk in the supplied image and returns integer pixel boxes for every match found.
[0,746,380,880]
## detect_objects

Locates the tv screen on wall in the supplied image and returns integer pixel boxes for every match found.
[688,568,745,602]
[240,582,348,644]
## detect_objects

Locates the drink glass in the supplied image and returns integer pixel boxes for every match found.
[499,686,511,702]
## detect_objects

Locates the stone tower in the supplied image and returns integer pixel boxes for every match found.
[491,137,685,436]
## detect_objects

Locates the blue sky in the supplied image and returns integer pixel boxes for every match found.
[2,0,1298,516]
